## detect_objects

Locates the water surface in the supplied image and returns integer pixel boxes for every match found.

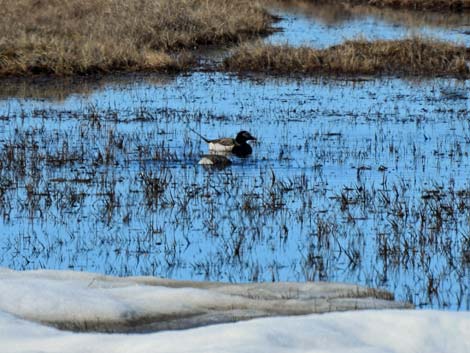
[269,2,470,47]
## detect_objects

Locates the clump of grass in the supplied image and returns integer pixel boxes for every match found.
[0,0,274,76]
[224,38,470,76]
[139,171,171,209]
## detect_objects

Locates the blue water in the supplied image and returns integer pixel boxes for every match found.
[269,4,470,47]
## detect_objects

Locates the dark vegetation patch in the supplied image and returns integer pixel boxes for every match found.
[275,0,470,12]
[363,0,470,11]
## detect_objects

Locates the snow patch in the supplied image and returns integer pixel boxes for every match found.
[0,268,411,333]
[1,309,469,353]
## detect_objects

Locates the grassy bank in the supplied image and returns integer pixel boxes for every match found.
[0,0,274,76]
[1,0,468,77]
[223,38,469,76]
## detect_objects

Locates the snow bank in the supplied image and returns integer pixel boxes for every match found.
[1,309,469,353]
[1,268,468,353]
[0,268,411,332]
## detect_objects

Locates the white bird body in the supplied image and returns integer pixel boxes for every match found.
[208,140,236,152]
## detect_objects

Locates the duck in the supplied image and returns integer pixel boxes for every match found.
[190,129,257,157]
[198,154,232,168]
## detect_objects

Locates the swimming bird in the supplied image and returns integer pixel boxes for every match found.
[198,154,232,168]
[190,129,257,157]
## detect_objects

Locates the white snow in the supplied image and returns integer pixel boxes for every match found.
[0,267,411,332]
[2,309,470,353]
[1,268,469,353]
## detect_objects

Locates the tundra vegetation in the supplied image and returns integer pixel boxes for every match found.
[0,0,274,75]
[1,0,470,76]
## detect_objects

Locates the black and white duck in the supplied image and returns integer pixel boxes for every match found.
[190,129,257,157]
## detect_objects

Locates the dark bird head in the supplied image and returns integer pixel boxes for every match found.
[235,131,257,144]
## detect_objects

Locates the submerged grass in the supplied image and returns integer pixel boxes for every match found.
[0,0,274,76]
[224,38,470,76]
[0,101,469,308]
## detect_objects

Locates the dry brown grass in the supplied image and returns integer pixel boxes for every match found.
[224,38,470,76]
[0,0,274,76]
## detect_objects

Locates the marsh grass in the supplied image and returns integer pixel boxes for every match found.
[0,0,274,76]
[0,104,469,308]
[1,0,467,77]
[224,38,470,76]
